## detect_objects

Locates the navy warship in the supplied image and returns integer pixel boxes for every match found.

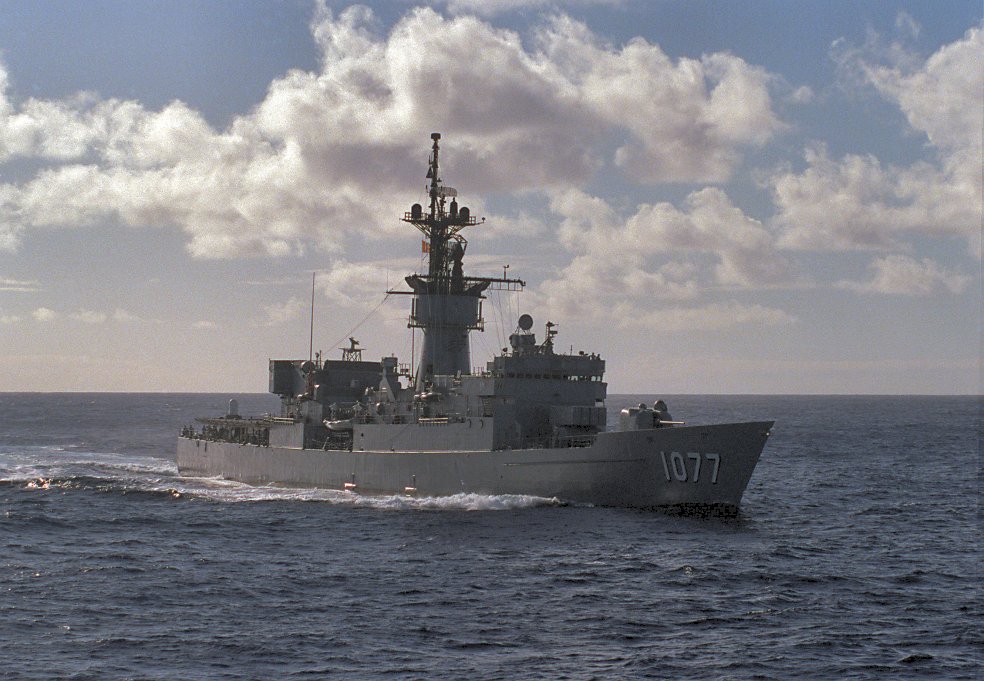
[177,133,773,513]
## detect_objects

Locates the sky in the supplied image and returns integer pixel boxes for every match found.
[0,0,980,394]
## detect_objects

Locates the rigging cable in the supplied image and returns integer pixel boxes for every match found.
[495,289,507,348]
[474,318,498,366]
[325,293,393,356]
[487,289,500,350]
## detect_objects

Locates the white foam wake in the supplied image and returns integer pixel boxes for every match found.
[170,476,562,510]
[0,446,176,483]
[1,446,562,511]
[348,491,562,511]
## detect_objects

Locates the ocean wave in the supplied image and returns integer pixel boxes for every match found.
[0,450,179,503]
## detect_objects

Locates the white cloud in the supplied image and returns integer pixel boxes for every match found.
[862,26,980,155]
[614,301,795,332]
[894,12,921,40]
[0,311,20,324]
[261,296,307,326]
[440,0,622,16]
[624,188,793,288]
[772,144,976,252]
[535,251,700,321]
[0,5,785,256]
[317,260,403,308]
[532,187,794,330]
[540,187,792,312]
[837,255,971,296]
[536,15,783,182]
[18,306,142,324]
[0,277,39,292]
[773,27,982,257]
[31,307,57,322]
[112,308,140,322]
[192,320,217,330]
[474,210,549,239]
[71,309,107,324]
[787,85,815,104]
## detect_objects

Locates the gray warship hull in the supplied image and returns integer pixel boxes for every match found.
[176,134,775,513]
[177,420,772,512]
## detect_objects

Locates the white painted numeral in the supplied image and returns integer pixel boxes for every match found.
[670,452,687,482]
[657,452,722,484]
[687,452,701,483]
[705,453,720,484]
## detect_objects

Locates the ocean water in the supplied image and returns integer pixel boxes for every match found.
[0,393,980,680]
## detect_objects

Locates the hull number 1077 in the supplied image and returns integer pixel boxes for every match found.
[659,451,720,484]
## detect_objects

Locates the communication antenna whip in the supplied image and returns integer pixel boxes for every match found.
[309,272,316,362]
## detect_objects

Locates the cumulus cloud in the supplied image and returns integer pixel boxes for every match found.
[473,211,550,239]
[112,308,141,322]
[439,0,622,16]
[316,260,402,308]
[837,255,971,296]
[71,309,108,324]
[614,300,795,332]
[894,12,921,40]
[31,307,57,322]
[787,85,815,104]
[19,306,141,323]
[536,15,782,183]
[0,277,39,292]
[261,296,307,326]
[543,187,791,305]
[860,26,980,156]
[623,188,793,288]
[772,144,976,252]
[533,187,794,329]
[773,26,982,257]
[0,4,784,257]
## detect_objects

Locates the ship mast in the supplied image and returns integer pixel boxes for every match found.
[398,133,524,389]
[407,133,481,292]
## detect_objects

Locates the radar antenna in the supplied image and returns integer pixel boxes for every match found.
[400,133,524,295]
[341,337,362,362]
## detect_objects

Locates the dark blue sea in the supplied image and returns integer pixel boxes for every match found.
[1,393,980,680]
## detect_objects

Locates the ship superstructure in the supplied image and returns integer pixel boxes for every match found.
[177,134,772,513]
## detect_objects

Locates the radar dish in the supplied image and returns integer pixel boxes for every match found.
[518,314,533,331]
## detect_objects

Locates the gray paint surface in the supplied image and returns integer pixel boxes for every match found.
[177,421,772,511]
